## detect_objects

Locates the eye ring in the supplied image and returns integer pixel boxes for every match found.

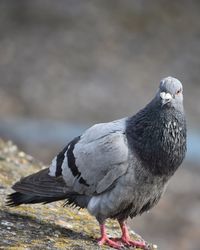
[176,89,182,95]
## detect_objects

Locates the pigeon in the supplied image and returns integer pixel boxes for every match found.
[7,76,187,249]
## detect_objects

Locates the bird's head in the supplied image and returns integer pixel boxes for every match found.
[157,76,183,111]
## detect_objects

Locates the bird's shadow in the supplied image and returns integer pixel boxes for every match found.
[0,209,95,248]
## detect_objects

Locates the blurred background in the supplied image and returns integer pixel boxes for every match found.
[0,1,200,249]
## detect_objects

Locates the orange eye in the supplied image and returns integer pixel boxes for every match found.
[176,89,182,95]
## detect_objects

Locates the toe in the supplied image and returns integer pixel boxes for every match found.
[97,237,123,249]
[121,237,146,248]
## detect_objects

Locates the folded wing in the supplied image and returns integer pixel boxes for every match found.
[49,118,129,195]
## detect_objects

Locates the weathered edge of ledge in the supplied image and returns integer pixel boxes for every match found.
[0,139,157,250]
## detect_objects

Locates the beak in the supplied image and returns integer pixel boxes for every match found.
[160,92,173,106]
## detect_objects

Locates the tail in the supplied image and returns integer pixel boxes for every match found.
[7,168,69,207]
[7,192,68,207]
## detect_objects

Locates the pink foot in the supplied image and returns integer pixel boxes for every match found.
[110,237,146,249]
[119,220,147,249]
[98,224,123,249]
[121,236,146,248]
[98,236,122,249]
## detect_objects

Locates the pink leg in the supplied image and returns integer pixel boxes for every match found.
[119,220,147,249]
[97,224,122,249]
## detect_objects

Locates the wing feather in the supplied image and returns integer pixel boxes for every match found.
[59,118,129,195]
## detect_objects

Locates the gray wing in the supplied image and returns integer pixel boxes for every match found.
[49,118,129,195]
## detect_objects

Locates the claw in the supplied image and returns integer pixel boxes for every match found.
[97,222,147,249]
[121,236,146,248]
[98,236,123,249]
[97,224,123,249]
[118,220,147,249]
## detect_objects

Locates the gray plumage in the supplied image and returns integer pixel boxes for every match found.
[7,76,187,248]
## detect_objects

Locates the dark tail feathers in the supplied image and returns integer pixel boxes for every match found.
[6,168,69,207]
[6,168,91,208]
[6,191,91,208]
[6,192,67,207]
